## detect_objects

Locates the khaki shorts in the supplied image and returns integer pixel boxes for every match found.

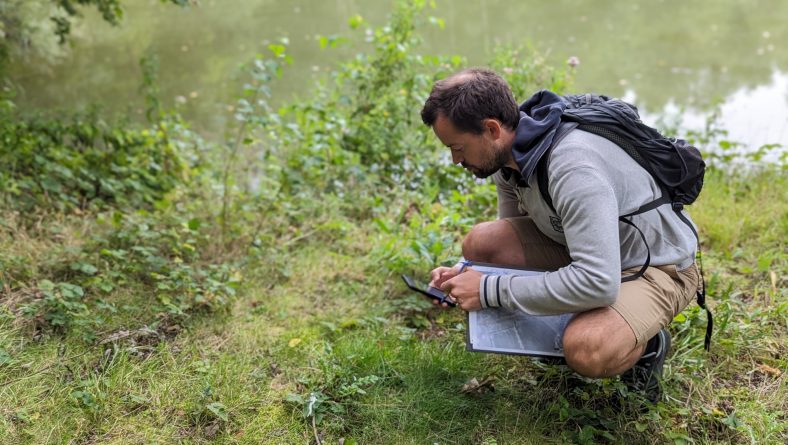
[505,216,700,345]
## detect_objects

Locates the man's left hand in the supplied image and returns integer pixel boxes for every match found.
[440,268,483,312]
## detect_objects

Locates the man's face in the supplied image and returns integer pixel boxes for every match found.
[432,114,510,179]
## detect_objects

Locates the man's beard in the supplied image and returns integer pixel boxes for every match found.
[462,147,510,179]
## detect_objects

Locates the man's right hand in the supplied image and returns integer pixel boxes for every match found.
[429,266,461,289]
[428,265,462,308]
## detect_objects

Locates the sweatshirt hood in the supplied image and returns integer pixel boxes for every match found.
[511,90,567,184]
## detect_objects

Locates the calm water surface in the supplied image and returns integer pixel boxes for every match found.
[10,0,788,150]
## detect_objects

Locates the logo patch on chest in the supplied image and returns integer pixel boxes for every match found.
[549,216,564,233]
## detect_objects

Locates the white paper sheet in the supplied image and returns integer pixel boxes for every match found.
[466,263,574,357]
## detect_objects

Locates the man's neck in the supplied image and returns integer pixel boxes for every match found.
[504,156,518,171]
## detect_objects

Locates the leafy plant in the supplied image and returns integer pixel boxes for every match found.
[204,402,229,422]
[19,279,94,336]
[0,110,189,213]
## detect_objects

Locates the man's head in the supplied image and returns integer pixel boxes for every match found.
[421,68,519,178]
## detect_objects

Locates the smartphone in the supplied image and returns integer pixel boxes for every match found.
[400,274,456,307]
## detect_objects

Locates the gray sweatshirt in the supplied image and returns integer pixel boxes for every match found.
[479,129,698,315]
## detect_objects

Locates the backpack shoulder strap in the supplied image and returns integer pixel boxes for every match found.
[536,122,578,212]
[536,156,554,212]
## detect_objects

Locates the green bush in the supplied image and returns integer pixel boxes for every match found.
[230,0,575,278]
[0,111,189,212]
[92,211,241,317]
[8,209,241,339]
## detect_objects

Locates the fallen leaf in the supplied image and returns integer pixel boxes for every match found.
[756,363,781,377]
[462,377,480,392]
[288,338,302,348]
[99,327,161,345]
[461,376,495,394]
[269,374,290,391]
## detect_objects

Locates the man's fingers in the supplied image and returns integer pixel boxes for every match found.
[429,267,447,286]
[429,266,457,287]
[439,275,456,293]
[429,296,452,309]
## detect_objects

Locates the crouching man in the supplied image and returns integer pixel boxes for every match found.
[421,68,702,401]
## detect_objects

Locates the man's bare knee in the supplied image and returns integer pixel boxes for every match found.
[462,222,495,262]
[461,221,524,265]
[563,309,642,378]
[563,324,609,378]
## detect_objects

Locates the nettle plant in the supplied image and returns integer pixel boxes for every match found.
[262,0,465,199]
[93,211,241,317]
[14,209,241,339]
[0,110,188,213]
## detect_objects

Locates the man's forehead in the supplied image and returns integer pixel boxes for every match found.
[433,114,462,140]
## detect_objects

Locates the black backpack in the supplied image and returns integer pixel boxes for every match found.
[535,93,713,350]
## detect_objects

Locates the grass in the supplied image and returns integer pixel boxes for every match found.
[1,167,786,444]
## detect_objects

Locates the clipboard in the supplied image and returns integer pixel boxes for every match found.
[463,261,573,358]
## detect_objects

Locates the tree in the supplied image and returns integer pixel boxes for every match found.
[0,0,189,74]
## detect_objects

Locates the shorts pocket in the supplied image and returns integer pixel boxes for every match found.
[676,264,701,308]
[645,267,682,318]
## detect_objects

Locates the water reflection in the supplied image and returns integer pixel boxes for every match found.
[630,70,788,158]
[710,70,787,151]
[8,0,788,149]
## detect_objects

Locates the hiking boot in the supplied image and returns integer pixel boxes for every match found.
[621,328,671,403]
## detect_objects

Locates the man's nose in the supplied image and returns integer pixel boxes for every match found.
[451,151,463,164]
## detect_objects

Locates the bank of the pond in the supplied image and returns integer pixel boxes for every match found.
[0,167,785,444]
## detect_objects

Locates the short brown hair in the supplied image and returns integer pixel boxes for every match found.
[420,68,519,134]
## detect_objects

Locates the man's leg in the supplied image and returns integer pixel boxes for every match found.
[462,217,572,270]
[563,264,699,379]
[463,219,646,377]
[462,218,699,387]
[562,307,644,378]
[461,220,526,266]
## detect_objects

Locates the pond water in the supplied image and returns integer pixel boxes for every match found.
[9,0,788,151]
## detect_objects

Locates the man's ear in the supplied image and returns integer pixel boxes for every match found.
[482,118,503,140]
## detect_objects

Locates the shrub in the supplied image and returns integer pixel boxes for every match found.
[0,110,189,212]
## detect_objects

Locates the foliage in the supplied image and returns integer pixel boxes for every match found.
[265,2,455,199]
[89,210,241,316]
[0,109,188,212]
[489,45,576,100]
[0,62,238,339]
[3,208,242,340]
[685,105,788,170]
[216,37,290,244]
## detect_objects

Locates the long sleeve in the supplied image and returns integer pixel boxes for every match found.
[479,130,697,315]
[482,165,622,314]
